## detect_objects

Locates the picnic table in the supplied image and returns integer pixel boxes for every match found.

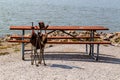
[9,25,111,61]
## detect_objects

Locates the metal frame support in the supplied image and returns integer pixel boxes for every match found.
[96,44,100,61]
[89,30,95,56]
[91,30,95,56]
[86,44,88,54]
[21,30,25,60]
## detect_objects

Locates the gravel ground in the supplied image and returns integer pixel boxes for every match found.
[0,44,120,80]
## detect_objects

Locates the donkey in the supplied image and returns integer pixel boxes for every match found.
[30,22,48,66]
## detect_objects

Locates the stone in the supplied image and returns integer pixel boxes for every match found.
[3,35,11,41]
[115,32,120,37]
[106,33,114,39]
[48,45,53,47]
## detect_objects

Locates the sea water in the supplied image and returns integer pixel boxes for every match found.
[0,0,120,36]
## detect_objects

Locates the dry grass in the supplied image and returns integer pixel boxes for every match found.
[14,48,20,52]
[0,52,9,56]
[0,46,8,49]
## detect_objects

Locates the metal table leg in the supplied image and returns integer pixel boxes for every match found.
[96,44,100,61]
[21,30,25,60]
[89,30,94,55]
[86,44,88,54]
[89,30,96,60]
[91,30,95,56]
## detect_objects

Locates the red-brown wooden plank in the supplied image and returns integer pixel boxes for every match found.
[8,40,30,43]
[10,36,31,39]
[10,26,109,30]
[8,40,111,44]
[47,41,111,44]
[10,26,32,30]
[10,35,100,39]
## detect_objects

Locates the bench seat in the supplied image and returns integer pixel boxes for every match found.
[10,35,100,39]
[47,41,111,44]
[8,40,111,44]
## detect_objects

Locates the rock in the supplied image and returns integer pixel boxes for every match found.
[100,33,115,41]
[106,33,114,39]
[47,34,52,37]
[24,33,31,36]
[48,45,53,47]
[78,33,84,36]
[115,32,120,37]
[3,35,11,41]
[52,32,57,36]
[66,30,71,34]
[68,39,73,42]
[114,37,120,43]
[111,43,120,47]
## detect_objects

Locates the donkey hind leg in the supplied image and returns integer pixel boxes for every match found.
[41,47,46,66]
[31,46,34,65]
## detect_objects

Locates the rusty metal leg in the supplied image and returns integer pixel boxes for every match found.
[89,30,92,55]
[91,44,94,56]
[21,30,25,60]
[86,44,88,54]
[91,30,95,56]
[89,30,95,57]
[89,44,92,55]
[96,44,100,61]
[89,44,96,60]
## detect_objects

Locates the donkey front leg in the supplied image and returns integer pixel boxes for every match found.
[31,46,36,65]
[31,47,34,65]
[38,47,42,64]
[33,47,39,67]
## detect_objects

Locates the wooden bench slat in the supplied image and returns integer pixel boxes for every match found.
[10,35,100,39]
[8,40,30,43]
[8,40,111,44]
[47,41,111,44]
[10,36,31,39]
[10,26,109,30]
[47,36,100,39]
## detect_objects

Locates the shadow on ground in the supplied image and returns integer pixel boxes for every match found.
[24,51,120,65]
[50,64,84,69]
[44,51,120,64]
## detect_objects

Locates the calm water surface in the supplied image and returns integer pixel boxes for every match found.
[0,0,120,36]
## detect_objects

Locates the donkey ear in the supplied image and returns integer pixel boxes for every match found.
[38,22,45,29]
[45,25,49,29]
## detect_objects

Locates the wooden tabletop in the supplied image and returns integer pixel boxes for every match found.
[10,26,109,30]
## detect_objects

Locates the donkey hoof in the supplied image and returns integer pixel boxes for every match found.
[38,61,41,64]
[30,55,33,58]
[31,62,34,65]
[36,64,39,67]
[44,63,46,66]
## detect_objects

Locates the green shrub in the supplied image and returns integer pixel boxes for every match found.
[115,37,120,43]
